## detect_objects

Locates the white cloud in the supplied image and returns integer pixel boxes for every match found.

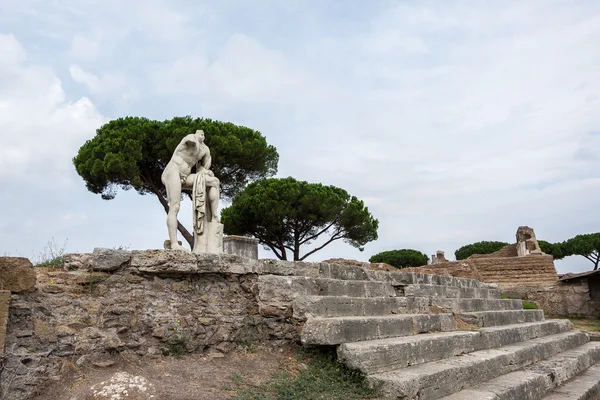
[0,34,106,185]
[70,31,102,61]
[0,1,599,275]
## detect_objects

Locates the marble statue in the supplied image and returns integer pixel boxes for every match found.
[161,129,223,253]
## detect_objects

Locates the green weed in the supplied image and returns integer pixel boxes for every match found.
[522,300,538,309]
[232,347,378,400]
[34,238,67,268]
[168,334,187,358]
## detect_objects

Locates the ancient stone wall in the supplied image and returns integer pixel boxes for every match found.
[0,250,304,400]
[406,254,557,286]
[501,279,600,318]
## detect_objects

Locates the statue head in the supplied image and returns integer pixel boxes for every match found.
[195,129,205,142]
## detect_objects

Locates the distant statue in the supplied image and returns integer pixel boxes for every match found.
[161,129,223,253]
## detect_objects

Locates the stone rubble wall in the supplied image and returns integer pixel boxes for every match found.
[501,278,600,318]
[1,250,318,400]
[407,254,558,286]
[0,250,507,400]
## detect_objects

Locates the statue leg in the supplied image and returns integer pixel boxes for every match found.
[163,169,186,251]
[205,176,220,223]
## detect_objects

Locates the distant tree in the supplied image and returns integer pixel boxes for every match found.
[454,241,510,260]
[538,240,567,260]
[73,116,279,247]
[561,233,600,270]
[369,249,428,269]
[221,177,379,261]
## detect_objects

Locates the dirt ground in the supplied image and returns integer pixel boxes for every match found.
[33,346,299,400]
[568,317,600,341]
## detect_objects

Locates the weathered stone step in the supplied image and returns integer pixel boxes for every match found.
[430,298,522,313]
[367,330,590,400]
[404,284,500,299]
[261,260,486,288]
[363,269,484,289]
[440,343,600,400]
[338,320,572,374]
[301,310,544,345]
[456,309,544,328]
[258,275,396,300]
[293,296,523,319]
[542,363,600,400]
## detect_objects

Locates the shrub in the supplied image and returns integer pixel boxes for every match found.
[454,241,510,260]
[34,238,67,268]
[369,249,428,269]
[233,347,377,400]
[522,300,538,309]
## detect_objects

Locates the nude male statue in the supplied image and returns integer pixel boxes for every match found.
[161,129,220,251]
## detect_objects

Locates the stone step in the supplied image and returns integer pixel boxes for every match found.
[367,330,591,400]
[260,260,485,288]
[363,269,485,289]
[301,310,544,345]
[440,343,600,400]
[293,296,523,319]
[258,275,396,300]
[456,309,544,329]
[404,284,500,299]
[430,298,522,313]
[542,363,600,400]
[338,320,572,374]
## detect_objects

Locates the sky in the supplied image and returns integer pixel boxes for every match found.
[1,0,599,273]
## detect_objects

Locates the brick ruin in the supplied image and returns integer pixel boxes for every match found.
[409,226,600,318]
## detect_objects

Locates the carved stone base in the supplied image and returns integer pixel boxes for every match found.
[192,222,224,254]
[223,236,259,259]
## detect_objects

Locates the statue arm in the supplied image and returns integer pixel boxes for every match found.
[199,146,212,171]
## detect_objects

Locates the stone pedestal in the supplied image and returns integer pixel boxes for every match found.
[192,222,224,254]
[223,235,259,259]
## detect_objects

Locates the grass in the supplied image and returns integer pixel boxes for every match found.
[232,347,379,400]
[168,334,187,358]
[522,300,538,309]
[569,317,600,333]
[34,238,67,268]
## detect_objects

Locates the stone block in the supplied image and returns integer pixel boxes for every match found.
[223,235,259,259]
[0,257,36,292]
[192,221,224,254]
[63,253,92,270]
[292,296,411,319]
[92,248,131,271]
[131,249,198,274]
[0,290,10,355]
[338,320,572,375]
[368,331,590,400]
[444,342,600,400]
[301,315,415,345]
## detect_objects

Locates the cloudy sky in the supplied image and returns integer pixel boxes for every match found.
[1,0,599,273]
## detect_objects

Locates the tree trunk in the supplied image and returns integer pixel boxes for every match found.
[293,222,300,261]
[594,252,599,271]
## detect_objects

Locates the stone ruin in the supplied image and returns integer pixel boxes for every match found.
[516,225,544,256]
[2,249,600,399]
[430,250,449,264]
[412,226,558,287]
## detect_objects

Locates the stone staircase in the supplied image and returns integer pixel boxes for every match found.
[261,263,600,400]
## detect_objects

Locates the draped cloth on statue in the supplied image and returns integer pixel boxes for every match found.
[193,172,207,235]
[192,171,224,254]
